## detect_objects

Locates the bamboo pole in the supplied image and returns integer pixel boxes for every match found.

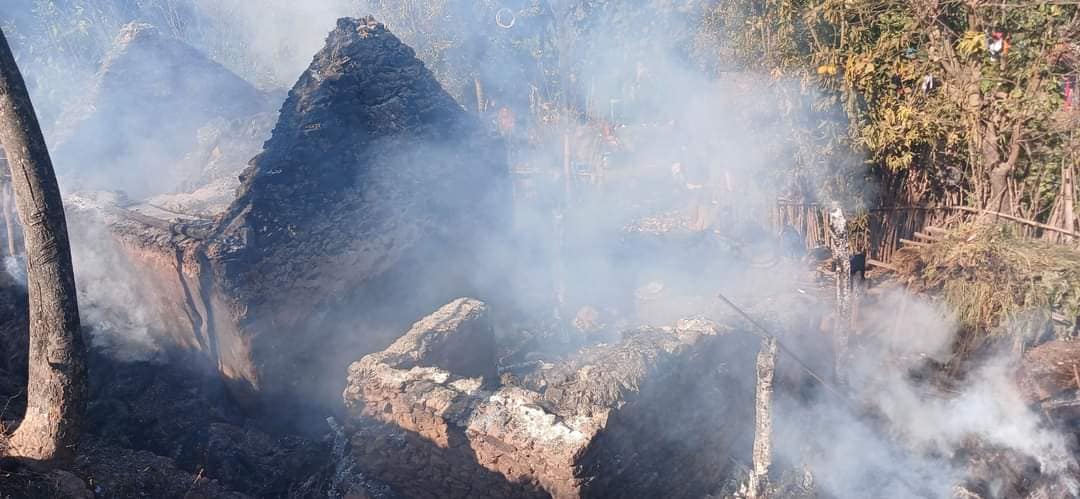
[1062,161,1075,242]
[952,205,1080,238]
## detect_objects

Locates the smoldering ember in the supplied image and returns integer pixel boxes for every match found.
[1,3,1080,499]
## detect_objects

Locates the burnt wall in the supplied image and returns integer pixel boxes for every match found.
[345,302,758,498]
[576,331,758,497]
[350,417,549,499]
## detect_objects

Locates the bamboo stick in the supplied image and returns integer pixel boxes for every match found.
[952,205,1080,238]
[899,238,928,247]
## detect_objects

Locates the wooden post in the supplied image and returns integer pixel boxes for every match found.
[1063,161,1075,242]
[553,131,572,320]
[828,204,853,384]
[748,336,778,498]
[474,77,485,114]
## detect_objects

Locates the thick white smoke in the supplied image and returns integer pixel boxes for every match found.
[774,289,1076,498]
[0,3,1075,496]
[191,0,368,89]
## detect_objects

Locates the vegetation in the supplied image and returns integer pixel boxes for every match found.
[894,224,1080,355]
[701,0,1079,223]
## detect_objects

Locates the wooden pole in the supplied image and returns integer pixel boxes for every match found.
[474,77,485,114]
[748,336,777,498]
[1063,160,1075,242]
[554,131,572,320]
[828,205,853,384]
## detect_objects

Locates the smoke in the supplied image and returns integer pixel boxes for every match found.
[3,255,25,287]
[434,4,1076,496]
[65,193,163,362]
[190,0,368,89]
[0,2,1076,496]
[0,1,366,357]
[773,288,1077,498]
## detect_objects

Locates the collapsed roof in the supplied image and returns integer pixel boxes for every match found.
[73,17,510,409]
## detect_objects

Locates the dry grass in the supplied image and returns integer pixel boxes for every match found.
[893,223,1080,355]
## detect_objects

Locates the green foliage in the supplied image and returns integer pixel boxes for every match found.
[699,0,1079,216]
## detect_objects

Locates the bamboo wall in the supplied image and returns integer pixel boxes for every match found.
[773,201,1077,265]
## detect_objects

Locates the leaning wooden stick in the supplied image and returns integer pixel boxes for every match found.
[716,291,854,411]
[717,291,936,498]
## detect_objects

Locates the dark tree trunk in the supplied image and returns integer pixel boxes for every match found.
[0,27,85,462]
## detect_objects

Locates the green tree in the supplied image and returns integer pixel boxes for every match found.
[704,0,1079,220]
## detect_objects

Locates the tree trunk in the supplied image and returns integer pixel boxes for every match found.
[748,336,777,498]
[986,164,1015,216]
[981,90,1030,218]
[0,27,85,462]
